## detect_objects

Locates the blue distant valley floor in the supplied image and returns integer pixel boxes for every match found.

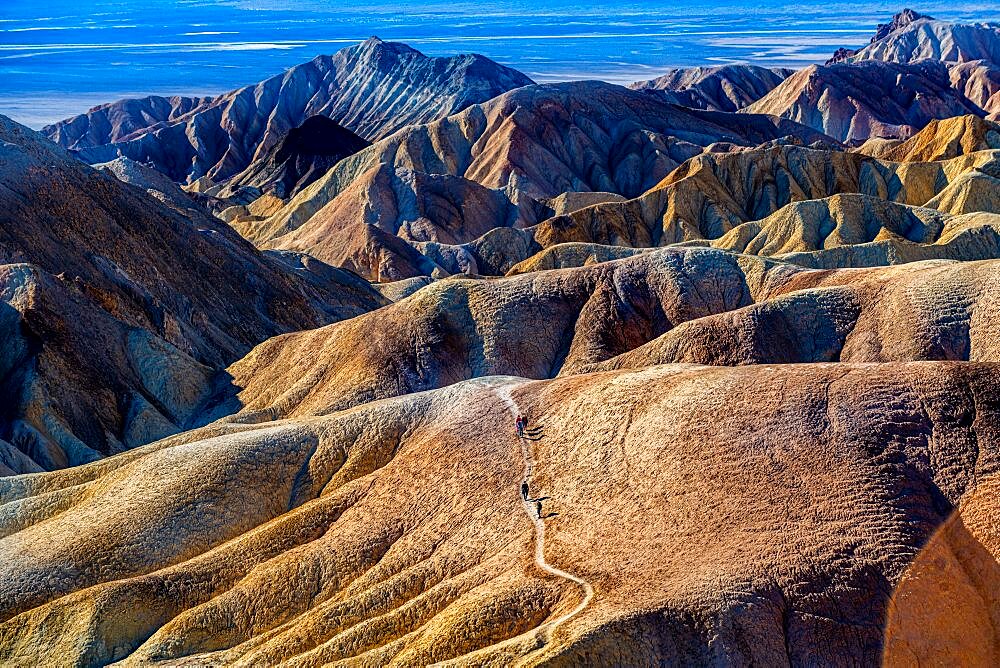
[1,0,998,128]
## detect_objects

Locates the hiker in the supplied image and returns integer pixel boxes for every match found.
[535,500,543,519]
[515,414,525,438]
[521,481,529,500]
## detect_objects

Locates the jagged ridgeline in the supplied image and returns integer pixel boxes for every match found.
[3,9,1000,667]
[44,38,534,182]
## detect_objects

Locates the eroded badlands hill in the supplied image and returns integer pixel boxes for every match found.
[44,38,533,183]
[629,65,793,112]
[5,10,1000,667]
[0,115,384,471]
[227,112,1000,283]
[589,256,1000,370]
[531,143,1000,253]
[2,362,999,665]
[857,114,1000,160]
[741,60,985,143]
[843,9,1000,66]
[746,10,1000,141]
[196,248,1000,429]
[242,81,834,280]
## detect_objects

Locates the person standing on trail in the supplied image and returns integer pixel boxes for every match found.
[521,482,529,500]
[535,500,543,519]
[515,415,525,438]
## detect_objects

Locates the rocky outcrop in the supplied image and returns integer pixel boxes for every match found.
[873,9,930,42]
[0,264,215,471]
[827,9,930,64]
[0,115,385,470]
[218,116,370,200]
[742,60,986,143]
[42,38,534,183]
[0,115,381,363]
[630,65,793,112]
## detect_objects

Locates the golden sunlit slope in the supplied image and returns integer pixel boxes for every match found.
[857,115,1000,161]
[217,248,810,420]
[3,362,999,665]
[532,145,1000,252]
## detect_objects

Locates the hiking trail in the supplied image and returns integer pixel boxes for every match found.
[496,383,595,659]
[429,380,595,667]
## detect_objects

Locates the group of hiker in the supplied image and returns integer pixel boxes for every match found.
[522,481,543,519]
[515,413,527,438]
[515,414,544,519]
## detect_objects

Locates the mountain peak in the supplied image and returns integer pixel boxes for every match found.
[44,40,534,183]
[828,10,998,67]
[827,9,934,64]
[874,8,932,41]
[356,35,419,58]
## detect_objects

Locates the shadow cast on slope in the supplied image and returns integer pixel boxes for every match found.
[883,475,1000,666]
